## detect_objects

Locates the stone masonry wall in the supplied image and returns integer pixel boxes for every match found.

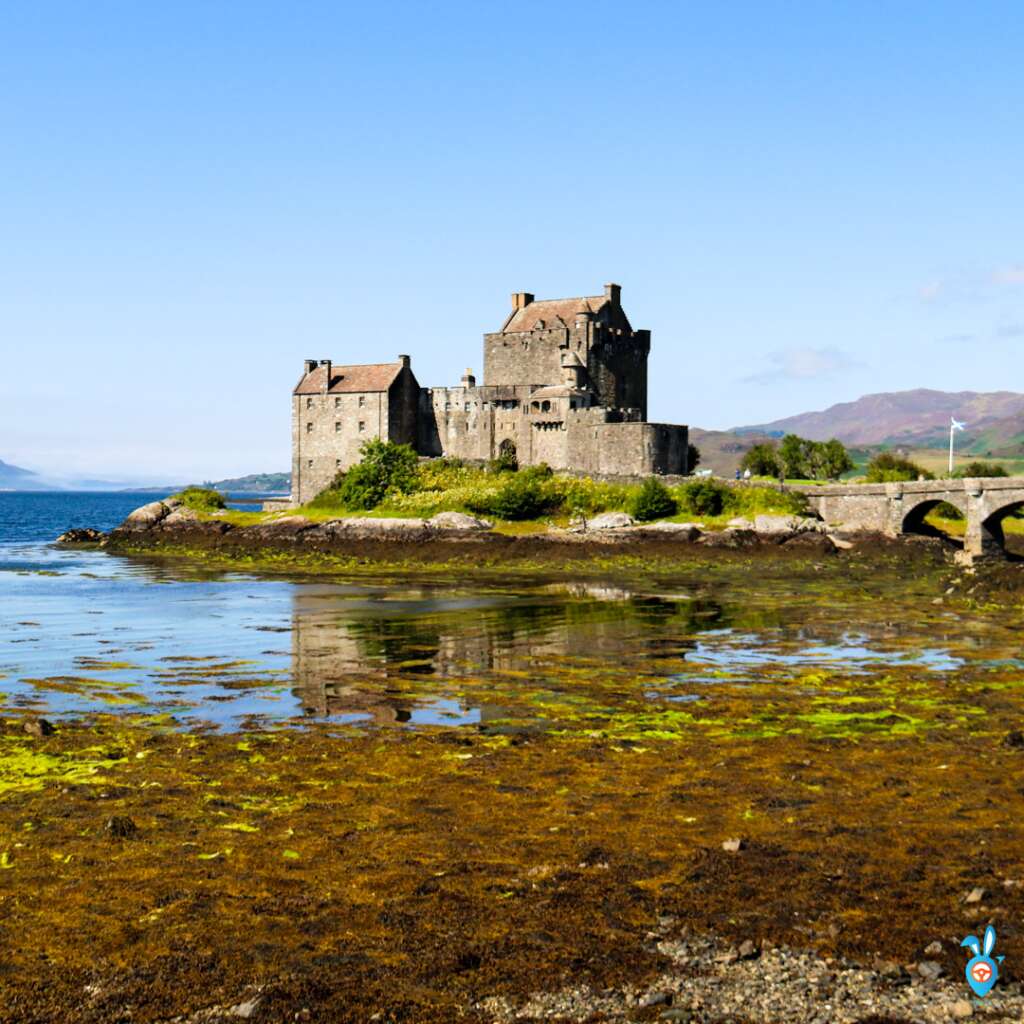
[483,326,588,391]
[292,390,388,504]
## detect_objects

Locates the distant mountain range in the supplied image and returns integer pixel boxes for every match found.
[201,472,289,493]
[0,460,290,493]
[0,459,38,488]
[735,389,1024,456]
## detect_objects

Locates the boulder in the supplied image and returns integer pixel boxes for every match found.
[313,517,432,542]
[780,531,837,555]
[586,512,635,531]
[55,528,105,544]
[249,516,314,543]
[116,498,182,532]
[701,528,758,549]
[161,507,200,526]
[727,516,754,529]
[754,514,824,535]
[637,522,702,541]
[427,511,493,531]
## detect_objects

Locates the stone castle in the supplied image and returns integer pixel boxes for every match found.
[290,284,689,503]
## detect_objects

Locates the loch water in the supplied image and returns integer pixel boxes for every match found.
[0,491,1007,738]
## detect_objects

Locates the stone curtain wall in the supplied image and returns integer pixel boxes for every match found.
[566,421,688,476]
[418,389,687,477]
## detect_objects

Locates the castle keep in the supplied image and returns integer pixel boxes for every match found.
[291,284,688,503]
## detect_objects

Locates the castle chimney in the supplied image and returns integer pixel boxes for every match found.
[320,359,331,392]
[460,367,476,387]
[511,292,534,310]
[304,359,318,375]
[398,354,410,368]
[604,283,621,305]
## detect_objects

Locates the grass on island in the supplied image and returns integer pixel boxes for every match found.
[174,458,810,533]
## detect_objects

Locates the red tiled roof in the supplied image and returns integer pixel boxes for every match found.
[294,362,403,395]
[502,296,609,333]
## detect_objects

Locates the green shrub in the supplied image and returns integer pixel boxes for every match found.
[865,452,933,483]
[465,475,556,520]
[488,449,519,473]
[311,439,419,511]
[687,444,701,473]
[678,479,730,516]
[727,484,808,517]
[173,487,226,513]
[630,477,678,521]
[550,476,631,516]
[956,461,1008,478]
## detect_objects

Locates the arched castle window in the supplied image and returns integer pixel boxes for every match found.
[534,320,545,329]
[541,400,551,412]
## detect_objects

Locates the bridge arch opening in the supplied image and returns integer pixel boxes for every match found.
[900,498,966,546]
[979,500,1024,557]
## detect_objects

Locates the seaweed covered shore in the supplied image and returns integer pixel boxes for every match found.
[4,506,1024,1022]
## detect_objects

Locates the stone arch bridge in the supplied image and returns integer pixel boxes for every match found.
[800,477,1024,561]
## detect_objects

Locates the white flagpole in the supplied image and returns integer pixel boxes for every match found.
[949,417,965,475]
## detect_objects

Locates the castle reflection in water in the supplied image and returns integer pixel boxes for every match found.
[287,582,733,726]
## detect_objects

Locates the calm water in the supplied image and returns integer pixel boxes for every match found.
[0,492,1000,735]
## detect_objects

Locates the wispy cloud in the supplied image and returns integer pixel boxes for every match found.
[918,280,944,302]
[993,266,1024,286]
[996,323,1024,339]
[744,347,862,385]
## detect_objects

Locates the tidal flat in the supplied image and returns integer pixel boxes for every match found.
[1,539,1023,1022]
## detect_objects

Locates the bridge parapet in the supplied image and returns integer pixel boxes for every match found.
[797,477,1024,560]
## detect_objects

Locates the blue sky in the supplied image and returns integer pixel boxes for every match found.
[2,1,1022,481]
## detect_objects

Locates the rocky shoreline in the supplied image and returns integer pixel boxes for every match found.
[151,927,1021,1023]
[60,496,898,560]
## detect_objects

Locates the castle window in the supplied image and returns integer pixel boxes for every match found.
[335,422,341,433]
[531,402,539,412]
[534,320,545,329]
[336,459,341,468]
[464,402,470,412]
[307,459,313,468]
[358,395,365,407]
[306,398,313,409]
[358,421,366,432]
[306,422,313,433]
[541,400,551,413]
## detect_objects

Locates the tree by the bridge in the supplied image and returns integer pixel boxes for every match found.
[865,452,933,483]
[956,461,1008,478]
[740,442,780,477]
[777,434,854,481]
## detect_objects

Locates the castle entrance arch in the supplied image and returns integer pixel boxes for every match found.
[498,439,518,468]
